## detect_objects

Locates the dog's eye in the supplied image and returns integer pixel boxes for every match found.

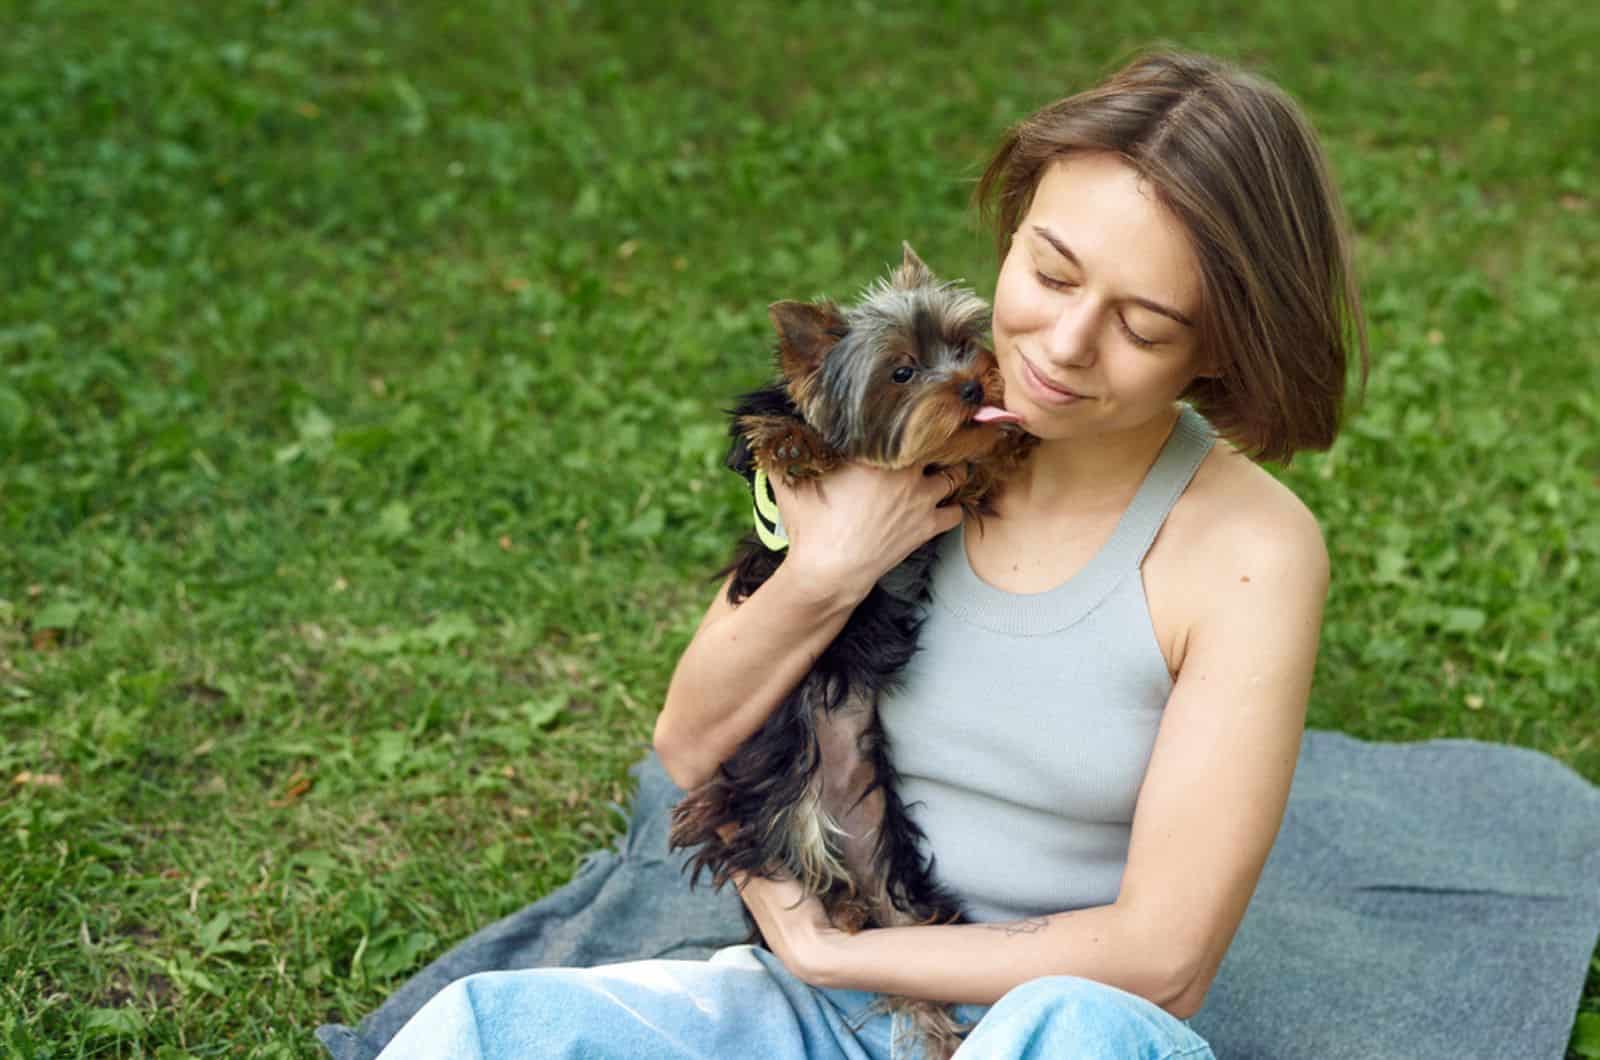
[892,366,915,383]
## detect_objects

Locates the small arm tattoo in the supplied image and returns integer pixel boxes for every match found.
[984,916,1052,937]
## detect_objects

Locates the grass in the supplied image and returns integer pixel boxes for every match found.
[1,0,1596,1055]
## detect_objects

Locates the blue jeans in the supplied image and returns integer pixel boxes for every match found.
[375,944,1215,1059]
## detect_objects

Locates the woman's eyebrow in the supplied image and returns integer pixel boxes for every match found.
[1030,224,1195,328]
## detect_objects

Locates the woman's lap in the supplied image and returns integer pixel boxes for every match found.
[375,944,1213,1060]
[375,945,896,1060]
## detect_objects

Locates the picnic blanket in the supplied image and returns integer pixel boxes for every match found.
[317,731,1600,1059]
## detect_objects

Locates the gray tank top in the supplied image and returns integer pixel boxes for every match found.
[878,404,1217,922]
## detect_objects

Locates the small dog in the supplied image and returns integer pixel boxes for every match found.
[669,244,1035,1059]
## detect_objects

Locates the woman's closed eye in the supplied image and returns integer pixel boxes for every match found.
[1117,315,1157,349]
[1035,272,1159,349]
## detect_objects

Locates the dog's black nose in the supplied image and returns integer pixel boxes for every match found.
[960,380,984,405]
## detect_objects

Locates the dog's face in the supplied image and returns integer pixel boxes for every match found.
[769,244,1023,469]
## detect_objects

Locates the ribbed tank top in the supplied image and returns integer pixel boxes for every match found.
[878,404,1217,922]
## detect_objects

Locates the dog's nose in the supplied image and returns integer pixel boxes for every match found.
[960,380,984,405]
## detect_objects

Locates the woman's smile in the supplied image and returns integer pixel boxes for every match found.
[1017,353,1090,406]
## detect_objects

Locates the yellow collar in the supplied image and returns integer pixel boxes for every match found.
[751,467,788,551]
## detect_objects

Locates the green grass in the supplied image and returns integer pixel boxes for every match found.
[2,0,1596,1055]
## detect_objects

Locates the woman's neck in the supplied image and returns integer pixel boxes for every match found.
[1003,405,1182,520]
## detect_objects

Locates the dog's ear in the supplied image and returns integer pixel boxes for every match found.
[892,242,933,289]
[768,300,847,385]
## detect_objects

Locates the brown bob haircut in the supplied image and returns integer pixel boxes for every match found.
[976,49,1368,464]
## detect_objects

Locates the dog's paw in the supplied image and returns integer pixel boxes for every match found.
[739,414,838,481]
[827,896,874,935]
[762,425,834,482]
[771,424,820,468]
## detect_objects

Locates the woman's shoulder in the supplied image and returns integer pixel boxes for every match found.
[1145,438,1329,672]
[1182,440,1327,566]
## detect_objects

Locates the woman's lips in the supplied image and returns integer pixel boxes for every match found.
[1021,355,1088,405]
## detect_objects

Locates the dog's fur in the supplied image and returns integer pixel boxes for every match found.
[668,245,1035,1059]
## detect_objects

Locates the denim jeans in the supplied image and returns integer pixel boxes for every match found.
[375,944,1215,1060]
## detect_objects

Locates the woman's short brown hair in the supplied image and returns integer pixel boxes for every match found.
[976,49,1368,463]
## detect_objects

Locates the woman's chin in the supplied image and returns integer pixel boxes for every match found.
[1015,403,1097,443]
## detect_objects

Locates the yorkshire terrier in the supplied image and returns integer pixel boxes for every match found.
[668,245,1036,1059]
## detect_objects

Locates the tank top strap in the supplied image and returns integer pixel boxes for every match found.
[1101,403,1217,570]
[930,403,1217,636]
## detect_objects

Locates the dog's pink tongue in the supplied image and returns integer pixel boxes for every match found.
[973,405,1023,425]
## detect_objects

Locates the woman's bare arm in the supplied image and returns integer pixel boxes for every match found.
[653,463,963,790]
[745,485,1329,1018]
[653,564,861,790]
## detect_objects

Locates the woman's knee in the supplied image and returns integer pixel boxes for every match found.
[996,974,1150,1016]
[957,977,1213,1059]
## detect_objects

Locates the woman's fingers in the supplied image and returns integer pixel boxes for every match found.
[764,460,968,593]
[924,462,968,503]
[934,499,964,534]
[768,462,954,529]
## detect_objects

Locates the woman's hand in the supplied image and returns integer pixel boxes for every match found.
[733,873,852,988]
[770,462,965,604]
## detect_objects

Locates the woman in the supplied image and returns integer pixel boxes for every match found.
[378,48,1365,1059]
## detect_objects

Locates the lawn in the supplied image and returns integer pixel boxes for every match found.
[2,0,1596,1056]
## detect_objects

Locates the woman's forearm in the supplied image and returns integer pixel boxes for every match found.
[822,903,1196,1017]
[655,460,962,790]
[653,560,866,790]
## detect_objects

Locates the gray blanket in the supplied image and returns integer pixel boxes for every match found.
[317,732,1600,1059]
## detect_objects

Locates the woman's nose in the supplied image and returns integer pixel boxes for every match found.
[1043,297,1097,368]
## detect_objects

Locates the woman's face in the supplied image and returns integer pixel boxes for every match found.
[992,153,1208,443]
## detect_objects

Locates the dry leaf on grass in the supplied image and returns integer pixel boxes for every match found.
[269,772,313,807]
